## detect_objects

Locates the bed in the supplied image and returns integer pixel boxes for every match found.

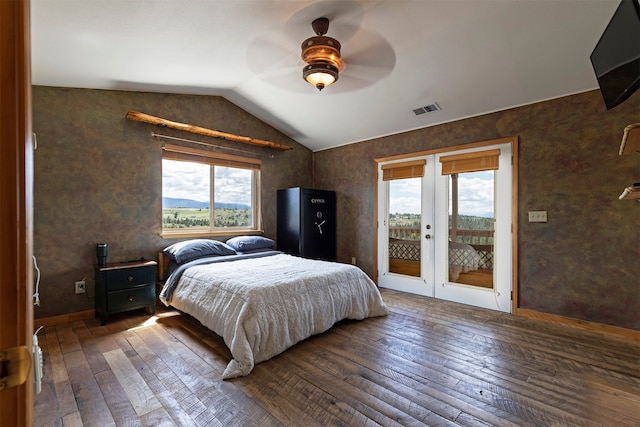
[158,236,388,380]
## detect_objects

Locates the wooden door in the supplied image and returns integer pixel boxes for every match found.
[0,0,34,425]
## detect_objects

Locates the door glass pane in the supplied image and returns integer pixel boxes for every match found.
[388,178,421,277]
[448,171,494,288]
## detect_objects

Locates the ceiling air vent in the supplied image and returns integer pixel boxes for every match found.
[413,102,441,116]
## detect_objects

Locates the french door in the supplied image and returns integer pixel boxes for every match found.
[377,156,435,296]
[377,140,514,313]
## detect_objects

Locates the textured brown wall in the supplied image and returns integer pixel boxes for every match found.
[33,86,639,330]
[313,90,640,330]
[32,86,312,319]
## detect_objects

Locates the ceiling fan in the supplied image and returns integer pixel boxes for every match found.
[246,2,396,94]
[301,17,345,91]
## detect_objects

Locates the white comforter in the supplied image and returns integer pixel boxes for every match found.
[167,253,388,379]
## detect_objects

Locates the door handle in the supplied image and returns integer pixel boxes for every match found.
[425,234,431,239]
[0,346,31,391]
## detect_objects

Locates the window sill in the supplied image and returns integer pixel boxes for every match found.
[161,229,264,239]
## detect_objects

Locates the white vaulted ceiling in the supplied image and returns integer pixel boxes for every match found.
[31,0,620,151]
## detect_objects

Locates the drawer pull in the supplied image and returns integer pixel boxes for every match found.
[127,276,134,282]
[128,296,134,302]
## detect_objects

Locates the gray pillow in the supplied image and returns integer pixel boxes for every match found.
[163,239,236,264]
[225,235,275,252]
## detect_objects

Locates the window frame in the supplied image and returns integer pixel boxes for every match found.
[161,144,262,238]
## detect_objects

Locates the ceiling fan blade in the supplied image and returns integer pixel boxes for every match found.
[332,28,396,91]
[283,0,365,43]
[343,29,395,72]
[246,30,299,74]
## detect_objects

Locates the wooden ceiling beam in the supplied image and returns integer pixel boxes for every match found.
[125,110,293,151]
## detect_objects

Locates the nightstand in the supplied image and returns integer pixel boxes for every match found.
[95,260,157,325]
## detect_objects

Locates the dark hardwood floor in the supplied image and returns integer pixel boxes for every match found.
[34,289,640,426]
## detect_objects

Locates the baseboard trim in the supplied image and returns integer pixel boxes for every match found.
[516,308,640,342]
[34,309,95,328]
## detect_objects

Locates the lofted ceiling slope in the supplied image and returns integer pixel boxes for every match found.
[31,0,621,151]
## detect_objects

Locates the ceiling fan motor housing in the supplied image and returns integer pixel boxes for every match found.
[301,36,343,69]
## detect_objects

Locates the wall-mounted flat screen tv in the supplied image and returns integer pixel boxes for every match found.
[590,0,640,110]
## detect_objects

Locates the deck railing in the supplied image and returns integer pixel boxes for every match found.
[388,228,494,269]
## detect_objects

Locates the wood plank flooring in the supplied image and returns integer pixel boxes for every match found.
[34,289,640,426]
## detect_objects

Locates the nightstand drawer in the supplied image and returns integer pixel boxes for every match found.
[104,265,155,291]
[107,285,154,312]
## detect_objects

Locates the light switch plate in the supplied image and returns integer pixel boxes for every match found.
[528,210,547,223]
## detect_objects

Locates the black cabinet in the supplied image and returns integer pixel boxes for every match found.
[95,260,157,325]
[277,187,336,260]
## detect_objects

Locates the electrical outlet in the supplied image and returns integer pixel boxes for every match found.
[351,257,356,265]
[528,210,548,223]
[75,280,86,294]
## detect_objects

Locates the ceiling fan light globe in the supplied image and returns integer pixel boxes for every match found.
[303,63,339,90]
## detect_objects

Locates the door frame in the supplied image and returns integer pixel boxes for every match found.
[0,0,34,425]
[374,136,519,313]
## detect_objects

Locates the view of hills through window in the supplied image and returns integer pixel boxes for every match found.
[162,160,253,229]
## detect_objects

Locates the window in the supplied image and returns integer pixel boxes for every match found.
[161,144,261,237]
